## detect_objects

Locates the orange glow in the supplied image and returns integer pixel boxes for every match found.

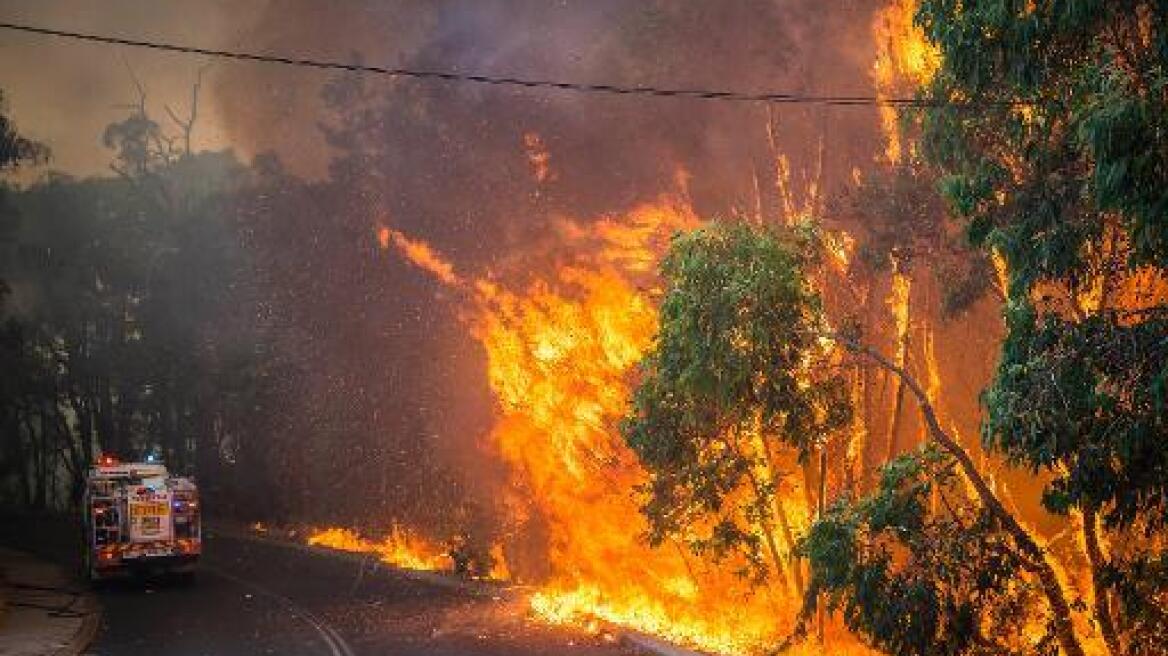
[523,132,554,183]
[326,10,1017,648]
[888,267,912,366]
[822,230,855,275]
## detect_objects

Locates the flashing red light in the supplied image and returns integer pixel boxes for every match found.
[97,454,119,466]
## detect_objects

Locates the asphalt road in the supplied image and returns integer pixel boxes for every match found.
[0,515,637,656]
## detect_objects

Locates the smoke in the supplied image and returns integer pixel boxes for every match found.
[216,1,883,219]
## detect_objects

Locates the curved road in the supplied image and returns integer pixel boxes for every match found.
[0,516,637,656]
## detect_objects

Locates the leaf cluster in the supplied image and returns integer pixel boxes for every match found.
[985,304,1168,529]
[912,3,1168,650]
[794,446,1047,656]
[918,1,1168,286]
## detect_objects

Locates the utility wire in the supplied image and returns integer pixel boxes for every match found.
[0,20,945,107]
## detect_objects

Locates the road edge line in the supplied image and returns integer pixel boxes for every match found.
[202,564,355,656]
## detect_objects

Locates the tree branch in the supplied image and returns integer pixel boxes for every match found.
[821,331,1088,656]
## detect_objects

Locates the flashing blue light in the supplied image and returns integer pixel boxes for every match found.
[146,454,156,462]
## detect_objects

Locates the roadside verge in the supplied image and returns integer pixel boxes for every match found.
[0,547,100,656]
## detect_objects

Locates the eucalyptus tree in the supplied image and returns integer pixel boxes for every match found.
[628,221,1092,655]
[622,222,851,593]
[799,2,1168,655]
[915,2,1168,654]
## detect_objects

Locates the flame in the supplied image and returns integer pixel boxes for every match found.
[888,266,912,366]
[369,197,857,654]
[822,230,855,275]
[328,9,965,648]
[379,226,462,287]
[872,0,939,162]
[308,526,454,572]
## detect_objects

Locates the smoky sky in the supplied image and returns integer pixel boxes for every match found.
[215,0,884,269]
[213,1,889,545]
[0,1,263,177]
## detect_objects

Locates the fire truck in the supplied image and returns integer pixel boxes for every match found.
[82,455,201,583]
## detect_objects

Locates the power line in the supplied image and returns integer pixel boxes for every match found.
[0,20,946,108]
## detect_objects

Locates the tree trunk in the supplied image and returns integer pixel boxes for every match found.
[1082,505,1120,656]
[24,411,45,509]
[729,435,792,591]
[759,436,805,596]
[6,405,33,507]
[816,444,828,643]
[744,467,792,591]
[885,287,912,464]
[860,278,881,488]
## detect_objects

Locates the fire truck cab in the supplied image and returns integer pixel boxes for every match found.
[82,456,201,583]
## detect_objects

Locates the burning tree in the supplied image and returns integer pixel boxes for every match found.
[915,1,1168,654]
[625,219,1082,655]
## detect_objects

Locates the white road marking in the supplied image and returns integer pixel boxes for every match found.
[202,564,356,656]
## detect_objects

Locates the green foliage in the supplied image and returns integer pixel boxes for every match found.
[908,1,1168,652]
[918,1,1168,280]
[985,306,1168,528]
[796,446,1047,656]
[623,221,850,578]
[916,0,1168,526]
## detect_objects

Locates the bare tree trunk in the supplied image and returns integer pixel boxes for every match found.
[860,279,879,489]
[885,288,912,464]
[1083,505,1120,656]
[726,435,791,591]
[6,405,33,507]
[23,411,45,509]
[816,444,828,643]
[744,467,792,591]
[758,437,806,597]
[49,401,84,503]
